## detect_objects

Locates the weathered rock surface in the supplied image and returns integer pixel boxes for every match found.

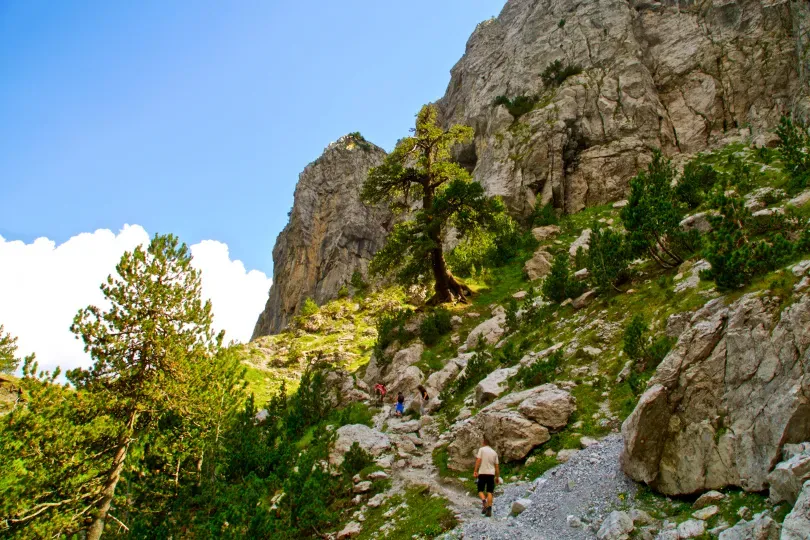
[621,291,810,495]
[330,424,391,466]
[438,0,807,216]
[324,369,370,408]
[717,512,780,539]
[532,225,561,242]
[466,312,507,348]
[517,385,576,429]
[524,249,554,281]
[253,136,390,336]
[477,409,550,462]
[767,445,810,505]
[475,367,518,405]
[363,342,424,387]
[782,480,810,540]
[596,510,634,540]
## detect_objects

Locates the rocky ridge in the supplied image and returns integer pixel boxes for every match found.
[252,135,391,336]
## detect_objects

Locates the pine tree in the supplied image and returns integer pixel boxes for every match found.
[361,104,504,304]
[67,233,223,539]
[542,253,584,303]
[587,222,629,292]
[621,150,689,268]
[0,324,29,374]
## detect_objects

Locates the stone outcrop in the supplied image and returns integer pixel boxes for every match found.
[767,444,810,504]
[475,367,517,405]
[330,424,392,466]
[465,312,507,348]
[621,289,810,495]
[717,512,780,539]
[253,135,391,336]
[438,0,808,216]
[524,249,553,281]
[782,481,810,540]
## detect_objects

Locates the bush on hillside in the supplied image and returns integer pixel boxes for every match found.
[675,159,719,209]
[587,222,630,292]
[300,297,319,317]
[541,60,582,88]
[623,314,673,371]
[542,253,585,303]
[419,308,452,346]
[373,309,413,359]
[340,442,374,478]
[531,201,558,227]
[776,115,810,193]
[493,94,538,119]
[516,349,563,388]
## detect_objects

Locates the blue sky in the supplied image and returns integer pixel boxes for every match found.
[0,0,506,275]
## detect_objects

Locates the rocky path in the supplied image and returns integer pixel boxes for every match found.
[373,405,635,539]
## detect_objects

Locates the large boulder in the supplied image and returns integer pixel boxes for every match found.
[532,225,561,242]
[524,249,553,281]
[475,367,518,405]
[717,512,780,540]
[330,425,391,466]
[476,410,550,462]
[596,510,634,540]
[767,447,810,504]
[388,365,425,398]
[425,358,462,396]
[782,480,810,540]
[465,312,507,349]
[446,421,484,471]
[518,386,576,429]
[324,369,370,408]
[621,292,810,495]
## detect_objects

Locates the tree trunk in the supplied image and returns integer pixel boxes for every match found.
[423,183,471,306]
[87,411,136,540]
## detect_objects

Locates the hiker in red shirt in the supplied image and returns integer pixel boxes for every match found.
[373,383,387,406]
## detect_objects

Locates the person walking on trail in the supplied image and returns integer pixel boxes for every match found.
[374,383,387,406]
[394,392,405,417]
[473,437,500,517]
[417,385,430,415]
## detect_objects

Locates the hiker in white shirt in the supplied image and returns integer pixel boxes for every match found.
[473,437,500,517]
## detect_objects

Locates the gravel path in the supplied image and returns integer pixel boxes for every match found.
[450,435,637,539]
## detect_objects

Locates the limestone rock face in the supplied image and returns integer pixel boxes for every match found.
[782,481,810,540]
[475,367,518,405]
[253,136,390,336]
[330,424,392,466]
[621,292,810,495]
[438,0,807,216]
[518,386,576,429]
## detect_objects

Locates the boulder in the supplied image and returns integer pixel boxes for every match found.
[613,200,628,209]
[572,290,597,309]
[477,410,550,462]
[782,480,810,540]
[330,425,392,466]
[665,311,693,340]
[569,229,592,259]
[574,268,590,281]
[524,249,553,281]
[517,386,576,429]
[787,190,810,208]
[596,510,634,540]
[677,519,706,538]
[387,419,421,434]
[388,365,424,398]
[791,260,810,278]
[475,367,518,405]
[425,360,461,395]
[532,225,561,242]
[389,343,425,378]
[337,521,362,539]
[680,211,715,233]
[692,505,718,520]
[767,447,810,504]
[693,490,725,509]
[353,481,372,493]
[446,422,484,471]
[718,512,780,539]
[465,312,507,349]
[621,292,810,495]
[511,498,533,515]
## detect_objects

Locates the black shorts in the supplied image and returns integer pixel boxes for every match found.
[477,474,495,493]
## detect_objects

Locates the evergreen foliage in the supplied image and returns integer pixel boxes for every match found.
[419,308,452,346]
[542,253,585,303]
[516,349,563,388]
[373,309,413,360]
[540,60,582,88]
[530,201,558,227]
[0,325,27,374]
[493,95,538,119]
[621,150,690,268]
[674,159,719,209]
[623,314,673,371]
[300,297,320,317]
[587,222,630,292]
[776,115,810,193]
[361,104,505,304]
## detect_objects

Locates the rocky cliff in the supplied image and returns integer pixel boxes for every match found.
[438,0,809,215]
[621,266,810,495]
[252,135,391,337]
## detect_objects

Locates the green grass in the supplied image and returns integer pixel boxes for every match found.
[356,486,458,540]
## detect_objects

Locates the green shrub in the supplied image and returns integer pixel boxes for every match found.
[443,337,492,399]
[350,270,368,297]
[374,309,413,358]
[337,284,349,299]
[541,60,582,88]
[505,298,519,333]
[675,159,719,209]
[776,115,810,193]
[493,94,538,119]
[300,297,319,317]
[341,442,374,477]
[542,253,585,302]
[419,308,452,346]
[623,314,648,362]
[558,18,566,28]
[587,221,630,292]
[531,201,558,227]
[516,349,563,388]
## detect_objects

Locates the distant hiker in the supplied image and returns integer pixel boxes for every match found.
[394,392,405,416]
[374,383,387,405]
[473,437,500,517]
[417,385,430,415]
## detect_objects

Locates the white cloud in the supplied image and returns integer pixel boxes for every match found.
[0,225,271,375]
